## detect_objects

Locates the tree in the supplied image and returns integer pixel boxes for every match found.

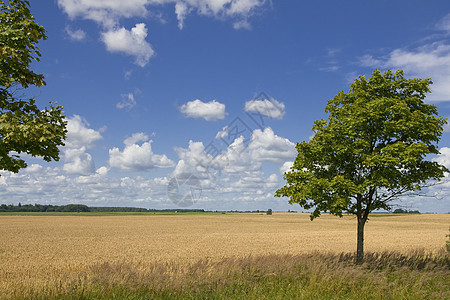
[0,0,66,173]
[276,69,447,263]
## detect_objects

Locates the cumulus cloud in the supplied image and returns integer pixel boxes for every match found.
[96,166,109,176]
[170,138,280,199]
[65,115,102,149]
[170,126,296,198]
[57,0,269,66]
[179,99,226,121]
[433,147,450,170]
[360,14,450,102]
[172,140,219,185]
[23,164,43,174]
[63,148,96,175]
[2,129,448,211]
[109,133,175,171]
[62,115,103,176]
[0,166,171,207]
[58,0,267,29]
[244,98,285,119]
[217,135,261,174]
[57,0,149,28]
[247,127,296,163]
[174,0,266,29]
[65,26,86,41]
[101,23,155,67]
[116,93,137,110]
[124,132,150,146]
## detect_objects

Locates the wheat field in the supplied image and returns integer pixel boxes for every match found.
[0,213,448,298]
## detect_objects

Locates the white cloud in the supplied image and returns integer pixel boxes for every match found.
[170,127,296,198]
[244,98,285,119]
[280,161,293,175]
[101,23,155,67]
[57,0,150,28]
[23,164,43,174]
[57,0,267,32]
[1,135,448,212]
[215,125,229,139]
[96,166,109,176]
[65,26,87,41]
[217,135,261,174]
[175,2,190,29]
[179,99,226,121]
[63,148,96,175]
[360,14,450,102]
[62,115,103,176]
[248,127,296,163]
[169,140,278,201]
[116,93,137,110]
[124,132,149,146]
[58,0,267,29]
[172,140,218,181]
[0,125,298,210]
[109,133,175,171]
[173,0,267,28]
[436,12,450,32]
[433,147,450,170]
[361,44,450,102]
[65,115,102,149]
[0,166,172,207]
[58,0,269,66]
[233,19,251,30]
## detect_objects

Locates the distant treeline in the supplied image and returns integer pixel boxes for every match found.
[0,204,425,214]
[392,208,420,214]
[0,203,205,213]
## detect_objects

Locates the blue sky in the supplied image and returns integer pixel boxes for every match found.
[1,0,450,212]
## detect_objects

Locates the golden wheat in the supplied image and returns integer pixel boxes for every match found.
[0,213,448,297]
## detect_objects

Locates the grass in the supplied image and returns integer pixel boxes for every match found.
[0,213,448,299]
[9,251,449,299]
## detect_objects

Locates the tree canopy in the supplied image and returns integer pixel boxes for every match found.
[0,0,66,173]
[276,69,447,262]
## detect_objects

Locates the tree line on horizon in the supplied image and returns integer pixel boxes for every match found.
[0,203,425,214]
[0,203,206,213]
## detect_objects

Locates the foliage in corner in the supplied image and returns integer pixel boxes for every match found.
[0,0,66,173]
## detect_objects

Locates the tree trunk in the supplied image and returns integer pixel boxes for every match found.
[356,217,365,264]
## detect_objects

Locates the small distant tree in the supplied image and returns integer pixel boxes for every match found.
[0,0,66,174]
[276,70,447,263]
[267,208,272,215]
